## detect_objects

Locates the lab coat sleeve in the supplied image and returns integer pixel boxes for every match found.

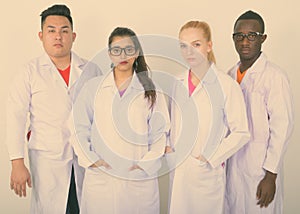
[263,72,294,173]
[209,80,250,168]
[137,92,170,176]
[72,82,101,168]
[6,65,31,160]
[168,80,182,149]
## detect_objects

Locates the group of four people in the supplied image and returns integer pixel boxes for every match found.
[6,4,293,214]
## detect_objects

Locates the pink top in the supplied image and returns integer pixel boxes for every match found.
[119,88,126,97]
[188,70,196,96]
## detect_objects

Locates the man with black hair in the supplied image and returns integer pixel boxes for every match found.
[225,10,294,214]
[6,4,101,214]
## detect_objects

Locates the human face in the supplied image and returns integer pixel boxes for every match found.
[38,15,76,60]
[179,27,212,68]
[233,19,266,63]
[109,36,139,72]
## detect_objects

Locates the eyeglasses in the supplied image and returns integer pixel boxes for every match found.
[232,32,264,41]
[109,46,137,56]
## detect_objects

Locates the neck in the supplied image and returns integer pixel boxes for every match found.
[50,54,71,70]
[114,68,133,90]
[190,60,210,83]
[239,52,261,72]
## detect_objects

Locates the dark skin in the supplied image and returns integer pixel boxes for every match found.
[233,19,276,208]
[234,19,267,72]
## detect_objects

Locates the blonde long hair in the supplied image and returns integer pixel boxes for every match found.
[179,21,216,64]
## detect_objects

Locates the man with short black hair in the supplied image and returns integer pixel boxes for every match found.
[225,10,294,214]
[6,4,101,214]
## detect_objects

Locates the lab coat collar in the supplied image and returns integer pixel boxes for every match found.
[237,52,267,89]
[182,63,217,96]
[202,64,218,84]
[236,52,267,74]
[38,52,85,88]
[100,70,144,91]
[185,63,217,84]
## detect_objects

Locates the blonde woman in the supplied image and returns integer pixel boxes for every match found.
[168,21,250,214]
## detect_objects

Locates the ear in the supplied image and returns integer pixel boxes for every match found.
[207,41,213,53]
[261,34,267,44]
[38,31,43,41]
[72,32,77,42]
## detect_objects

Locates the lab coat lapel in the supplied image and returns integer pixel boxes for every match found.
[240,53,267,91]
[39,53,67,89]
[69,52,85,89]
[123,72,144,99]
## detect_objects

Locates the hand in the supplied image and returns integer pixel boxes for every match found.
[10,159,32,197]
[195,155,207,163]
[165,146,174,154]
[256,170,277,208]
[90,160,111,169]
[129,164,143,171]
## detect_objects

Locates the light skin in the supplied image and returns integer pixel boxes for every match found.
[233,19,276,208]
[179,27,212,85]
[165,27,212,163]
[90,36,142,171]
[38,15,76,69]
[10,15,76,198]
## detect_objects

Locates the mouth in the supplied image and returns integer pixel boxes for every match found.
[119,61,129,65]
[240,47,251,54]
[54,44,63,48]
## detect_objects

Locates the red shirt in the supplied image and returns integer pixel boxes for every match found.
[58,65,71,86]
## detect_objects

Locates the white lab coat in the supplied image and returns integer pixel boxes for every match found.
[6,52,102,214]
[169,64,250,214]
[73,71,170,214]
[225,53,294,214]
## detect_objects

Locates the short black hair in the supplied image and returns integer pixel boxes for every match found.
[234,10,265,33]
[40,4,73,30]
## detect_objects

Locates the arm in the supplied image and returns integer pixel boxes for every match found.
[208,81,250,168]
[257,71,293,207]
[136,92,171,175]
[6,65,32,197]
[72,80,103,168]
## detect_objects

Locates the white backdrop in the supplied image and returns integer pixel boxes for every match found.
[0,0,299,213]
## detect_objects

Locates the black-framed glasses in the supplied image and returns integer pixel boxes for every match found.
[232,32,264,41]
[109,46,137,56]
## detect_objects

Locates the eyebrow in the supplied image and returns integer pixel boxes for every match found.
[180,39,201,44]
[46,25,70,29]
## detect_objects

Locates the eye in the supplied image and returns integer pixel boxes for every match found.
[125,46,136,55]
[192,42,201,48]
[234,34,243,41]
[110,47,121,55]
[48,29,55,33]
[180,43,187,49]
[247,33,256,40]
[62,29,69,33]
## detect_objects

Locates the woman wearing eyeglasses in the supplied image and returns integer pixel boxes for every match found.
[73,27,170,214]
[167,21,250,214]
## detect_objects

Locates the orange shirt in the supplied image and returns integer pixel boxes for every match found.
[237,67,247,84]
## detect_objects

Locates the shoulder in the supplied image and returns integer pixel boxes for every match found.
[212,66,242,96]
[264,60,289,80]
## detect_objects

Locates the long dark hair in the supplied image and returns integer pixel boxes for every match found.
[108,27,156,107]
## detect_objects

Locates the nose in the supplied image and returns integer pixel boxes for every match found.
[187,46,194,55]
[120,49,127,59]
[240,36,250,45]
[55,31,62,40]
